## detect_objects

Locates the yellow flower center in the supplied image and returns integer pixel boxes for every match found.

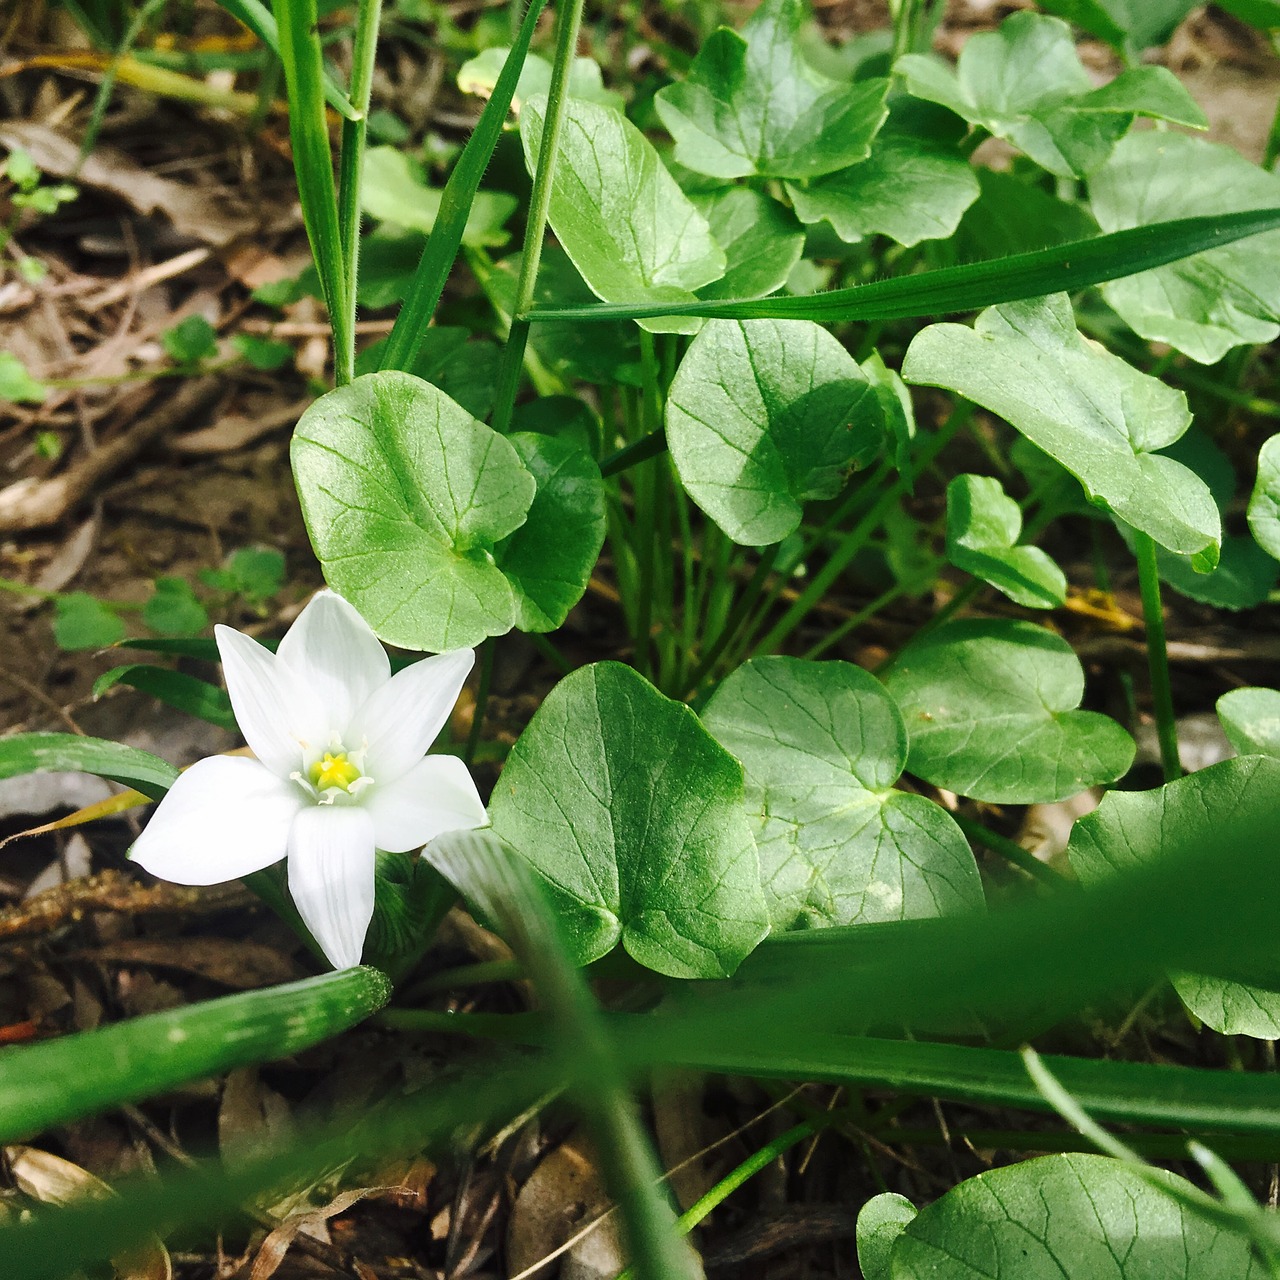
[308,751,362,793]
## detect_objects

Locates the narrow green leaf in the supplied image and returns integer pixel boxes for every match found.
[379,0,548,373]
[487,662,770,978]
[884,619,1135,804]
[0,968,389,1144]
[524,206,1280,323]
[0,732,178,801]
[93,665,236,730]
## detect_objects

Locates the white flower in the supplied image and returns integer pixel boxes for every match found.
[129,590,487,970]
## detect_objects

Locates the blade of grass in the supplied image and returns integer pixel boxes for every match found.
[214,0,358,118]
[525,208,1280,323]
[378,0,549,375]
[274,0,350,379]
[0,968,390,1144]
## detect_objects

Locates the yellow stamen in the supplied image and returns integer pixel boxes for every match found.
[308,751,362,793]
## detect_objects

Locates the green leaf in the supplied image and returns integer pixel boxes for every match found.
[232,333,293,371]
[898,12,1205,178]
[0,732,178,800]
[494,431,606,632]
[456,45,622,112]
[93,665,236,731]
[788,103,980,248]
[954,169,1099,262]
[693,188,804,301]
[358,326,501,420]
[53,592,125,650]
[519,95,726,334]
[0,968,390,1144]
[0,351,48,404]
[361,146,517,248]
[702,658,983,931]
[290,371,537,652]
[884,619,1135,804]
[654,0,888,179]
[902,293,1220,560]
[856,1193,916,1280]
[161,315,218,364]
[890,1153,1267,1278]
[1090,132,1280,363]
[1217,686,1280,758]
[1248,434,1280,559]
[946,474,1067,609]
[226,546,286,601]
[1036,0,1199,54]
[665,318,883,546]
[487,662,770,978]
[142,577,209,637]
[1218,0,1280,27]
[1069,757,1280,1038]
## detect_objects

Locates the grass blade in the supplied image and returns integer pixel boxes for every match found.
[0,968,390,1144]
[525,207,1280,323]
[378,0,549,373]
[0,732,178,800]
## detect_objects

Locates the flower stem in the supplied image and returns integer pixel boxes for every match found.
[489,0,587,433]
[463,639,495,766]
[1132,528,1181,783]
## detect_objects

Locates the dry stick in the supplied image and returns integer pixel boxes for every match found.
[0,377,219,533]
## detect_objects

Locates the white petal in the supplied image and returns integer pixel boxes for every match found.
[349,649,474,782]
[276,590,390,730]
[366,754,488,853]
[287,806,376,970]
[216,625,328,776]
[129,757,302,885]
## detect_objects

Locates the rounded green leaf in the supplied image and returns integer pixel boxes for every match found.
[702,658,982,931]
[903,293,1220,560]
[1248,434,1280,560]
[1217,686,1280,758]
[488,662,769,978]
[654,0,888,180]
[1090,132,1280,363]
[946,474,1066,609]
[857,1192,916,1280]
[884,619,1135,803]
[891,1153,1267,1278]
[1068,756,1280,1037]
[291,371,536,652]
[495,431,606,632]
[693,188,804,301]
[666,319,883,546]
[520,96,725,334]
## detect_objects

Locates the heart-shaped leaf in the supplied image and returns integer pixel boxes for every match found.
[1248,434,1280,560]
[903,293,1220,561]
[884,619,1135,803]
[654,0,888,180]
[495,431,606,632]
[946,474,1066,609]
[1217,686,1280,758]
[898,12,1206,178]
[890,1153,1268,1278]
[702,658,983,932]
[1090,132,1280,363]
[520,95,725,334]
[1069,757,1280,1037]
[666,318,884,546]
[291,371,536,652]
[487,662,769,978]
[788,103,980,248]
[693,188,804,301]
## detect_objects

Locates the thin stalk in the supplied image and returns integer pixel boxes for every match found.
[463,639,495,766]
[1132,529,1181,783]
[951,813,1075,891]
[633,331,662,678]
[600,428,668,477]
[684,543,780,695]
[489,0,588,433]
[610,1120,821,1280]
[800,581,903,661]
[874,578,982,675]
[334,0,383,386]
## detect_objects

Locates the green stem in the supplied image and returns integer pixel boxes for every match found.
[610,1120,821,1280]
[684,543,780,696]
[489,0,587,433]
[951,813,1075,891]
[1132,528,1181,783]
[334,0,383,386]
[463,639,495,766]
[600,429,668,477]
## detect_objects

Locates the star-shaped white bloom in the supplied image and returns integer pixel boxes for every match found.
[130,590,487,970]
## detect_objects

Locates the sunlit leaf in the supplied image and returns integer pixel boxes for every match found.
[0,733,178,801]
[856,1193,916,1280]
[1217,687,1280,758]
[694,188,804,300]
